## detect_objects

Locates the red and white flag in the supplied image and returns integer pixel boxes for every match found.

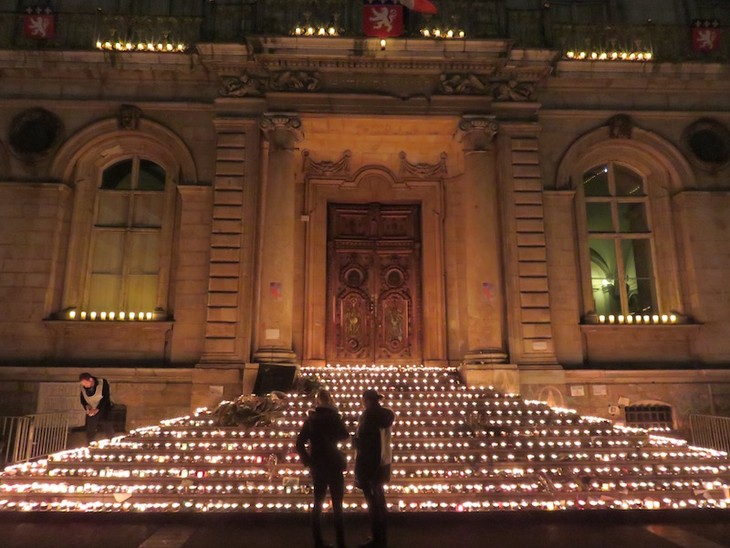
[399,0,438,14]
[23,6,55,40]
[363,3,404,38]
[692,19,721,52]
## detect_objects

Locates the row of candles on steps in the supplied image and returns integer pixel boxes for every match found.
[4,476,726,496]
[9,457,727,481]
[1,365,728,511]
[4,496,727,513]
[25,443,722,467]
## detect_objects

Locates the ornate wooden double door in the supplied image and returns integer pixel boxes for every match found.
[326,203,422,364]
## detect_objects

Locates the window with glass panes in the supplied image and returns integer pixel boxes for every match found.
[87,158,166,312]
[583,163,657,316]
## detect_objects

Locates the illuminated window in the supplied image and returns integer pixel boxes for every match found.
[86,158,168,312]
[583,163,657,316]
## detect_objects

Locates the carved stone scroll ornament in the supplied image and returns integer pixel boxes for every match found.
[490,79,535,102]
[398,151,448,179]
[219,72,267,97]
[117,104,142,130]
[458,116,499,137]
[457,116,499,151]
[260,113,303,149]
[219,70,320,97]
[270,71,321,92]
[302,149,351,179]
[438,73,489,95]
[607,114,633,139]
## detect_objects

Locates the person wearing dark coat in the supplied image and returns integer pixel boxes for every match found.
[353,389,395,548]
[296,389,349,548]
[79,372,114,444]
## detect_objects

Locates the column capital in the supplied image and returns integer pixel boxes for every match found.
[260,112,303,149]
[457,115,499,151]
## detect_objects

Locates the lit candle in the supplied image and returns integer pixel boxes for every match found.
[69,310,77,320]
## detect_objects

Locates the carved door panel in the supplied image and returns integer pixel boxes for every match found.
[327,204,421,364]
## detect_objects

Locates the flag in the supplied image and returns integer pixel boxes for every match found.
[692,19,721,52]
[399,0,438,14]
[363,3,404,38]
[23,6,55,40]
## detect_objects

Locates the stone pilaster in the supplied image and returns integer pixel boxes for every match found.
[253,113,303,364]
[200,117,258,365]
[457,115,509,366]
[498,123,558,367]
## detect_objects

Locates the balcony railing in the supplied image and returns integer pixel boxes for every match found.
[0,6,727,62]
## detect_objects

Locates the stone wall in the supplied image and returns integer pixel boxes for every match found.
[0,367,194,430]
[520,368,730,438]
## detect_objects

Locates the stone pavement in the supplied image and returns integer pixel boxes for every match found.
[1,511,730,548]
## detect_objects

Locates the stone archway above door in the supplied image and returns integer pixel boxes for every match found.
[302,157,448,367]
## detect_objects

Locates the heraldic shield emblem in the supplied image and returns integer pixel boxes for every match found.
[363,2,404,38]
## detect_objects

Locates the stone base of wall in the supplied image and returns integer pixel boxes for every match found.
[520,367,730,437]
[0,366,193,431]
[2,365,728,441]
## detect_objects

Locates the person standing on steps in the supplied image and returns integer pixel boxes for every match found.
[354,389,395,548]
[296,389,349,548]
[79,372,114,444]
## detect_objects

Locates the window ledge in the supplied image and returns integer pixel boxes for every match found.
[43,319,174,331]
[580,322,700,333]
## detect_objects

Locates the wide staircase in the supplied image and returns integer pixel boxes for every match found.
[1,364,729,513]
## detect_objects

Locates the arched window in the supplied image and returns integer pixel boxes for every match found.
[582,162,656,316]
[52,117,196,322]
[87,157,168,313]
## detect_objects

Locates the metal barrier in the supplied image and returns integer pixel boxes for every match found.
[689,414,730,455]
[0,413,70,465]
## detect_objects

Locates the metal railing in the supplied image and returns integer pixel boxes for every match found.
[0,412,70,466]
[689,414,730,455]
[1,6,728,62]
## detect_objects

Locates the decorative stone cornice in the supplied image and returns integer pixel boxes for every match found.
[398,151,448,179]
[457,115,499,151]
[302,149,351,180]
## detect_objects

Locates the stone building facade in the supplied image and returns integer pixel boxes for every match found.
[1,5,729,434]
